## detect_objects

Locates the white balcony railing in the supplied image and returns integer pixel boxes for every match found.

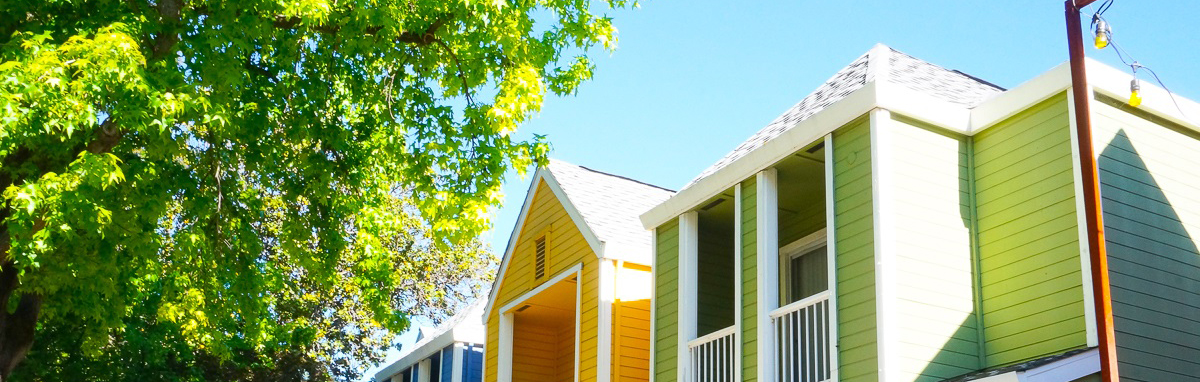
[687,325,737,382]
[769,290,832,382]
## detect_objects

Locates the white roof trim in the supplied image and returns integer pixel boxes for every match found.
[373,316,486,382]
[640,58,1199,229]
[968,348,1099,382]
[482,168,607,323]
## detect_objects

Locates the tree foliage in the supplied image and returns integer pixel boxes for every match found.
[13,196,494,381]
[0,0,628,377]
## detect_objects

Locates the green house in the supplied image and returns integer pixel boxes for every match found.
[639,44,1200,382]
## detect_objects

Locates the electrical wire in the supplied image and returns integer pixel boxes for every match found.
[1091,2,1194,123]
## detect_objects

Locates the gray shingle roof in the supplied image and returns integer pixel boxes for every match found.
[547,159,674,262]
[685,44,1005,188]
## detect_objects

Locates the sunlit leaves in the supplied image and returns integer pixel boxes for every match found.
[0,0,629,379]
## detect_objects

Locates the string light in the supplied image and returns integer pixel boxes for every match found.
[1093,18,1110,49]
[1089,0,1188,114]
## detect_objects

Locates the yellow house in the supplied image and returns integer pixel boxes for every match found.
[483,159,674,382]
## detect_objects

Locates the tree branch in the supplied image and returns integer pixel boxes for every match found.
[432,38,475,106]
[272,14,452,47]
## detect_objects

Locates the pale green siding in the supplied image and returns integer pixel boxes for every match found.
[1093,97,1200,381]
[741,178,758,382]
[654,220,679,382]
[973,92,1086,367]
[887,116,981,380]
[697,212,736,336]
[833,118,878,382]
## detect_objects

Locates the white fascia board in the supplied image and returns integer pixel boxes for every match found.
[482,170,548,324]
[1022,348,1100,382]
[640,82,879,229]
[967,372,1021,382]
[876,81,971,133]
[1086,58,1200,132]
[484,167,610,322]
[971,62,1073,132]
[373,333,458,382]
[599,242,651,266]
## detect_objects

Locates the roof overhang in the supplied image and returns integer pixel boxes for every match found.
[372,321,486,382]
[640,58,1200,229]
[481,168,607,324]
[963,348,1100,382]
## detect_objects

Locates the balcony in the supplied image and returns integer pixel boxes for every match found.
[770,290,832,382]
[687,325,737,382]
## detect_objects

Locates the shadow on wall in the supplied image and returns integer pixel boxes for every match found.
[1097,129,1200,381]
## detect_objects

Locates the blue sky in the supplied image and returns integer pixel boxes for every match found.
[362,0,1199,378]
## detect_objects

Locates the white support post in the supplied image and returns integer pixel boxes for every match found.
[451,344,465,382]
[756,168,780,382]
[824,133,840,381]
[498,312,514,382]
[598,259,615,382]
[870,108,895,381]
[417,358,432,382]
[650,228,658,382]
[678,212,699,382]
[1068,87,1100,348]
[734,183,743,382]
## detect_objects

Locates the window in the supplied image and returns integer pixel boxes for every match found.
[779,231,828,305]
[534,235,548,280]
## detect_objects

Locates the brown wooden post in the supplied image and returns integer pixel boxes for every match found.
[1064,1,1120,381]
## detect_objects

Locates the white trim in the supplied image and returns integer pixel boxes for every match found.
[451,344,465,382]
[639,59,1200,231]
[755,169,780,382]
[870,108,895,381]
[649,228,657,382]
[769,290,832,319]
[1067,86,1100,348]
[823,133,840,381]
[1086,58,1200,131]
[968,348,1100,382]
[484,168,609,323]
[498,312,513,382]
[641,82,879,229]
[416,358,431,382]
[733,182,743,382]
[575,268,582,382]
[677,212,699,382]
[970,62,1073,131]
[598,259,615,382]
[497,264,583,382]
[686,325,738,348]
[779,229,829,304]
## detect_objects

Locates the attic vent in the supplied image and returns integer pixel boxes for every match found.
[534,236,547,279]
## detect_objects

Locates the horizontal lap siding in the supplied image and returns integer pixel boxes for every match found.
[487,180,600,382]
[616,264,653,382]
[972,92,1086,367]
[887,117,981,380]
[654,220,680,382]
[1093,98,1200,381]
[697,219,736,336]
[741,178,757,382]
[833,118,878,382]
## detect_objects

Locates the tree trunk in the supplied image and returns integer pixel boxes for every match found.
[0,235,43,381]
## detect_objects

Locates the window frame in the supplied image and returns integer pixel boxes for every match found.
[778,228,829,305]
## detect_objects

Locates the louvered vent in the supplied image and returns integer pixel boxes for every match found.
[534,236,547,279]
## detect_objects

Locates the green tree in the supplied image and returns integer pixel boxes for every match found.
[0,0,627,378]
[13,194,495,381]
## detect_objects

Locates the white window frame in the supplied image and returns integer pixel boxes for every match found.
[778,228,830,305]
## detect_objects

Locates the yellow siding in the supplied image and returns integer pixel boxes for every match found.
[513,322,563,382]
[487,180,600,382]
[614,263,652,382]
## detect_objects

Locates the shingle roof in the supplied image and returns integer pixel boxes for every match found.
[547,159,674,262]
[685,44,1005,188]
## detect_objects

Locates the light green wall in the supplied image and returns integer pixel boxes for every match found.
[697,209,736,336]
[1092,96,1200,382]
[741,178,758,382]
[973,92,1087,367]
[886,116,981,380]
[654,220,679,382]
[833,117,879,382]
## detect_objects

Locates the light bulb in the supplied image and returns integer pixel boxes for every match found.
[1094,19,1110,49]
[1129,78,1142,107]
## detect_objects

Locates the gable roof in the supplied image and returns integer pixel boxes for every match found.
[545,159,675,260]
[483,159,673,321]
[373,299,486,382]
[685,44,1005,188]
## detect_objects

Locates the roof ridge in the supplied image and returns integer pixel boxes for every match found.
[549,158,676,193]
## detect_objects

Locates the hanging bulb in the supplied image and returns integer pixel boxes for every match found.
[1094,19,1110,49]
[1129,78,1142,107]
